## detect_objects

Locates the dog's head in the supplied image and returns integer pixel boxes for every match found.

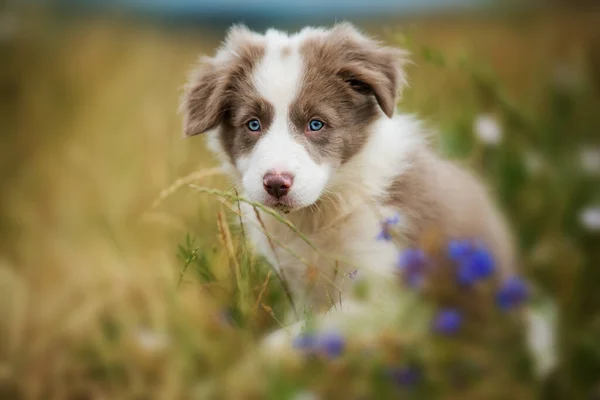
[181,23,407,212]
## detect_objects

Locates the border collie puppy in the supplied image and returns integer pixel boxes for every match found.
[180,23,534,360]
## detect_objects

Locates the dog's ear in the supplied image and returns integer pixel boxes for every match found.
[332,23,409,118]
[181,25,261,138]
[180,59,228,138]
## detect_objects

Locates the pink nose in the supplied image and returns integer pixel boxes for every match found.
[263,172,294,199]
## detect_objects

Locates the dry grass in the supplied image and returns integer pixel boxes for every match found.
[1,7,599,399]
[1,15,235,398]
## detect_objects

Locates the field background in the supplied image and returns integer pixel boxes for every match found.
[1,3,600,399]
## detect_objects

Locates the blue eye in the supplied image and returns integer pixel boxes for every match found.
[247,119,261,132]
[308,119,324,132]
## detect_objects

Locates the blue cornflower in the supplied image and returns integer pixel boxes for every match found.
[468,246,495,279]
[457,262,478,286]
[293,331,346,359]
[387,365,421,388]
[318,331,345,358]
[448,239,473,261]
[496,276,529,311]
[457,247,496,285]
[293,333,318,352]
[397,248,428,288]
[433,308,463,335]
[376,213,401,241]
[448,240,496,286]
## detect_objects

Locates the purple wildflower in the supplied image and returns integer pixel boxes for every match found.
[293,333,318,352]
[468,246,495,279]
[388,365,421,388]
[433,309,463,335]
[448,240,496,286]
[457,247,495,285]
[293,331,345,359]
[457,262,478,286]
[496,276,529,311]
[397,248,428,288]
[318,331,345,358]
[448,240,472,261]
[376,213,401,241]
[348,269,359,280]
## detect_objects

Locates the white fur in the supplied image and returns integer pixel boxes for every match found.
[198,26,556,377]
[241,115,422,316]
[237,30,333,209]
[205,27,426,334]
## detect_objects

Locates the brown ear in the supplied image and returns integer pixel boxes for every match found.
[180,25,264,137]
[181,58,228,138]
[332,23,408,118]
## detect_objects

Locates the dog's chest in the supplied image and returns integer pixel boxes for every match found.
[240,202,402,309]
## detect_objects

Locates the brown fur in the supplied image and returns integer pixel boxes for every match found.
[179,24,528,359]
[291,25,407,165]
[181,27,272,164]
[181,22,514,274]
[386,145,516,273]
[182,23,408,169]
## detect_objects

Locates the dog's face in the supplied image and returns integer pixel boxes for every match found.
[182,23,406,212]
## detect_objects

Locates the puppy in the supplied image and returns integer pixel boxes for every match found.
[180,23,552,373]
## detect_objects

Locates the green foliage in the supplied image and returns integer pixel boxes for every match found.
[177,234,216,285]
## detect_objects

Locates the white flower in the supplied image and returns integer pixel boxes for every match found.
[134,327,170,352]
[526,297,557,378]
[473,114,502,145]
[580,146,600,174]
[579,206,600,232]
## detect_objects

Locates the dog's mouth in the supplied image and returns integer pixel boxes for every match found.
[262,196,295,214]
[272,203,292,215]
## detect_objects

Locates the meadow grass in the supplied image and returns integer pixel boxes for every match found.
[1,7,600,399]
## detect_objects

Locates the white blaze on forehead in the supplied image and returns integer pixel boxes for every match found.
[252,27,330,125]
[235,28,332,209]
[241,29,305,175]
[253,29,304,115]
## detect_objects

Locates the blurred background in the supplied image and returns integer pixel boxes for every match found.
[1,0,600,398]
